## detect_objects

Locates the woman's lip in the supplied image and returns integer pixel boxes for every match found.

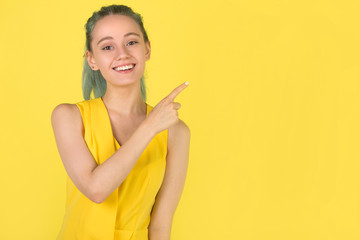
[113,64,136,73]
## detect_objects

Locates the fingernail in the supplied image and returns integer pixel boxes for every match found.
[185,81,189,85]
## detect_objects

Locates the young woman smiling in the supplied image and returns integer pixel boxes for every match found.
[51,4,190,240]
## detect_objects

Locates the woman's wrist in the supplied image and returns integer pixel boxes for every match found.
[140,119,157,139]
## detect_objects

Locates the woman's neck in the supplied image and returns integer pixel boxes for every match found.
[101,84,146,117]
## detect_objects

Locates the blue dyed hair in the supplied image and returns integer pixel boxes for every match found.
[82,4,149,100]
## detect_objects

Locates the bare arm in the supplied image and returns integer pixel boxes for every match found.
[51,103,155,204]
[148,119,191,240]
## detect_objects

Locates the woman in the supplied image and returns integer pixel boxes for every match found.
[51,4,190,240]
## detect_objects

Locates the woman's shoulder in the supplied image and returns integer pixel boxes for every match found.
[52,102,77,116]
[167,119,191,149]
[51,100,84,116]
[171,119,190,134]
[52,98,99,118]
[51,102,84,130]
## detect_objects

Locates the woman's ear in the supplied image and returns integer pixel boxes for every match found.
[145,41,151,61]
[86,50,99,70]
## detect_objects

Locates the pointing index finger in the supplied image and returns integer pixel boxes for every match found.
[166,81,189,102]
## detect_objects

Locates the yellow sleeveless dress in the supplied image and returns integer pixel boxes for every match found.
[56,97,168,240]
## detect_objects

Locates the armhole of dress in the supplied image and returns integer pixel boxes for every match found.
[74,103,86,137]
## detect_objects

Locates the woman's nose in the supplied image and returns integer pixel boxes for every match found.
[116,44,130,60]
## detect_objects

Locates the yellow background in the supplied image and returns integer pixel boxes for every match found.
[0,0,359,239]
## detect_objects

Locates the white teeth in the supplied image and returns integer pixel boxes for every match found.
[114,64,134,71]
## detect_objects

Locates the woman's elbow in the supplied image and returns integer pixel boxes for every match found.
[88,182,105,204]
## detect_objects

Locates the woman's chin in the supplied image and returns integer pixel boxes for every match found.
[107,77,141,87]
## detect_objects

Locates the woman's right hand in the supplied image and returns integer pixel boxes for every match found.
[144,81,189,135]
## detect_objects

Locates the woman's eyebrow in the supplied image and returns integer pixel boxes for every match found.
[124,32,140,38]
[97,32,141,45]
[97,36,113,45]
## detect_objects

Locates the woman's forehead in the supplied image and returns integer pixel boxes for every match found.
[93,15,141,38]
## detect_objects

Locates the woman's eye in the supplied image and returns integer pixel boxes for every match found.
[102,46,112,50]
[127,41,138,46]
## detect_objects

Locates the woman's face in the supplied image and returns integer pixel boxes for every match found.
[86,14,150,87]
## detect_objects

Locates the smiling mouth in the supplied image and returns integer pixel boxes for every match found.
[113,64,136,72]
